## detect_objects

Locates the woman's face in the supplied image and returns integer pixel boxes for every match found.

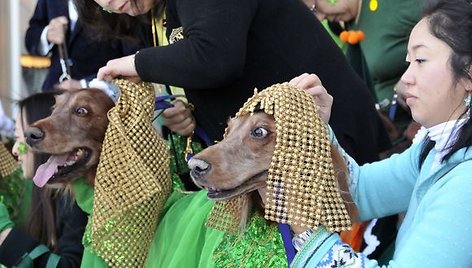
[94,0,155,16]
[12,111,34,179]
[308,0,360,22]
[401,18,470,128]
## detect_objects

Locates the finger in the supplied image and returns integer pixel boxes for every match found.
[305,85,332,105]
[288,73,309,86]
[165,114,194,133]
[162,101,187,118]
[177,117,196,136]
[97,66,112,81]
[177,119,197,137]
[56,16,69,25]
[296,74,322,90]
[164,108,192,124]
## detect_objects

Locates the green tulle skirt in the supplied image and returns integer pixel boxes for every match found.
[79,190,221,268]
[78,133,286,268]
[80,189,287,268]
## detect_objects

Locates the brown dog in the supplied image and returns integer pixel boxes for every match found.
[25,88,114,187]
[188,112,356,216]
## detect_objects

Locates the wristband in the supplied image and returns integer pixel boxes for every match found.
[88,79,120,103]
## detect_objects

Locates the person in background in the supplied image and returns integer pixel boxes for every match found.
[25,0,142,91]
[292,0,472,266]
[309,0,423,151]
[302,0,424,261]
[76,0,390,165]
[0,92,87,267]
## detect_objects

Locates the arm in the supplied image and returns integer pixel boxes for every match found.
[100,0,255,88]
[25,0,50,55]
[296,73,417,218]
[336,137,419,220]
[293,162,472,267]
[25,0,68,56]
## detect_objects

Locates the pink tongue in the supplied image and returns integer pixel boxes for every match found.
[33,154,69,187]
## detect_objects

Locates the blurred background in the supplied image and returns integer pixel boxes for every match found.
[1,0,47,118]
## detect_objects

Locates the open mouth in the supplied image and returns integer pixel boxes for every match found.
[33,147,91,187]
[205,170,268,201]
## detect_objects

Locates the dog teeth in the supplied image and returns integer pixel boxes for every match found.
[207,187,220,192]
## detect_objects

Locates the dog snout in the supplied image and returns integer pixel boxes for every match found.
[25,127,45,146]
[188,158,211,180]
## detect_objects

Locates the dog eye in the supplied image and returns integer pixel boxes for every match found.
[75,107,88,116]
[251,127,269,138]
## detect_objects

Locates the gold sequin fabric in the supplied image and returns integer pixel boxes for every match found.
[0,144,18,178]
[208,83,351,233]
[206,197,245,233]
[91,79,172,267]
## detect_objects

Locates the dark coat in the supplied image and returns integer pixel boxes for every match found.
[135,0,390,164]
[0,195,88,267]
[25,0,140,91]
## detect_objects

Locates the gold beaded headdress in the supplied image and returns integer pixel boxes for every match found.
[207,83,351,233]
[90,79,172,267]
[0,144,17,177]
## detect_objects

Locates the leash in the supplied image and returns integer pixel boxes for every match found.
[58,43,72,82]
[279,223,296,266]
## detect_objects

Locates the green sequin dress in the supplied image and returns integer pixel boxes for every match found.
[77,134,287,267]
[76,183,287,267]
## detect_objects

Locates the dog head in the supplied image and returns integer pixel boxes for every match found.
[188,112,275,201]
[25,88,114,187]
[189,83,356,232]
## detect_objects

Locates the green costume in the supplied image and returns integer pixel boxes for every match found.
[76,180,287,268]
[353,0,422,105]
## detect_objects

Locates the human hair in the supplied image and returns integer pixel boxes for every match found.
[419,0,472,167]
[18,92,59,250]
[73,0,165,41]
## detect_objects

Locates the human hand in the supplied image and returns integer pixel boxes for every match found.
[314,0,360,22]
[55,79,82,90]
[97,54,141,82]
[47,16,68,45]
[162,100,196,137]
[289,73,333,124]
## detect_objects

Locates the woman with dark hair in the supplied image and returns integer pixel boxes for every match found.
[0,92,88,267]
[291,0,472,266]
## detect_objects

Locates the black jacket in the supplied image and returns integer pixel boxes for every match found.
[0,195,88,267]
[25,0,141,91]
[135,0,390,164]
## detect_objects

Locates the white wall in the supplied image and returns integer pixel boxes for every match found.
[0,0,43,118]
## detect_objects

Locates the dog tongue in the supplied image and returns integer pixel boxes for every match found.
[33,154,69,187]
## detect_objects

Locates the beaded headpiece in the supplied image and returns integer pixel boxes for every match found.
[90,79,172,267]
[0,144,17,177]
[207,83,351,233]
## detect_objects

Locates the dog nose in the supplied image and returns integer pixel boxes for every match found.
[188,158,211,180]
[25,127,45,146]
